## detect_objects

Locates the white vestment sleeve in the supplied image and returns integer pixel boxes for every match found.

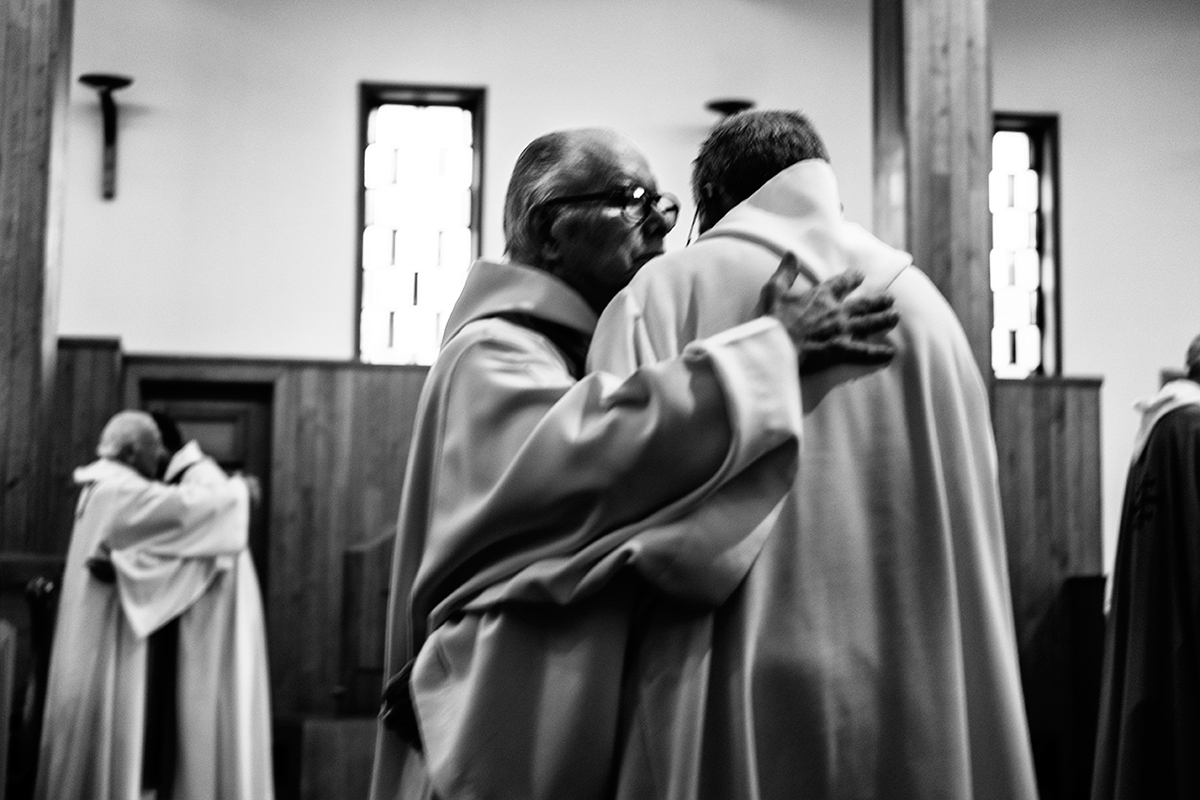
[107,477,250,638]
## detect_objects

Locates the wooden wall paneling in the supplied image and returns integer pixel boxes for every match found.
[277,363,353,716]
[351,370,395,546]
[1064,385,1102,575]
[45,344,79,557]
[344,533,393,713]
[345,367,425,547]
[993,377,1104,800]
[351,372,386,546]
[995,378,1103,590]
[323,368,356,712]
[46,339,123,555]
[995,379,1103,642]
[1033,381,1063,574]
[290,365,334,716]
[335,366,427,714]
[268,367,302,719]
[994,380,1043,650]
[121,357,291,403]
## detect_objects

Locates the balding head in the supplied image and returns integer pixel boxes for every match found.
[504,128,638,265]
[97,410,167,479]
[502,128,672,311]
[1187,332,1200,382]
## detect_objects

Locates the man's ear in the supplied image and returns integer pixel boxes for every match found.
[697,182,721,233]
[535,207,561,263]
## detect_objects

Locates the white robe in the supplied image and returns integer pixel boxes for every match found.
[165,443,274,800]
[369,258,804,800]
[35,451,270,800]
[588,159,1038,799]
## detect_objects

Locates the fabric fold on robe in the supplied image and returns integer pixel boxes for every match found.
[109,449,248,638]
[165,444,275,800]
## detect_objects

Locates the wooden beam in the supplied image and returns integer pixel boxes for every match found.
[0,0,75,550]
[873,0,992,375]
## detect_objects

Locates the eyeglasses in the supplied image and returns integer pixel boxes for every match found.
[539,185,680,230]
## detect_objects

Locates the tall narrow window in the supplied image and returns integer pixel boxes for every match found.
[990,113,1060,378]
[357,84,485,364]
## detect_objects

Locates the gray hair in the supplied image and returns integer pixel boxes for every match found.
[503,132,578,265]
[97,410,159,460]
[692,109,829,209]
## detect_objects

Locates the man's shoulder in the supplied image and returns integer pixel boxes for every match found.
[73,459,148,491]
[1136,403,1200,481]
[886,264,962,331]
[444,315,563,358]
[626,237,777,301]
[431,315,579,392]
[1155,401,1200,437]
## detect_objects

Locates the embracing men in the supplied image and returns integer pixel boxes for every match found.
[371,112,1034,800]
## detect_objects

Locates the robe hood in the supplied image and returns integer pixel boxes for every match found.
[698,159,912,289]
[1131,378,1200,462]
[442,259,598,345]
[163,440,206,483]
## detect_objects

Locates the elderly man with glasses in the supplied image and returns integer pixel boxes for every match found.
[368,127,899,800]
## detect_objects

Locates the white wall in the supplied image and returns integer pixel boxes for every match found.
[992,0,1200,574]
[58,0,871,359]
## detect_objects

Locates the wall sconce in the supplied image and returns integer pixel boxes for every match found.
[706,98,755,118]
[79,73,133,200]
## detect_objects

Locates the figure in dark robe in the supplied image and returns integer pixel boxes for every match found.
[1092,333,1200,800]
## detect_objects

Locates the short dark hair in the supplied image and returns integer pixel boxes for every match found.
[150,410,184,454]
[692,109,829,208]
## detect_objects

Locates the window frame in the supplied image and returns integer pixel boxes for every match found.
[993,111,1062,377]
[354,82,486,363]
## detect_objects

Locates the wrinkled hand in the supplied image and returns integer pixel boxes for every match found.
[757,253,900,374]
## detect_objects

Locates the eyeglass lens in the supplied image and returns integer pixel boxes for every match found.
[624,188,678,229]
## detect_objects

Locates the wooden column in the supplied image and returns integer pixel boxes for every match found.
[0,0,75,550]
[873,0,992,375]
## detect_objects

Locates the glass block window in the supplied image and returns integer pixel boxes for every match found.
[358,85,485,365]
[990,114,1061,379]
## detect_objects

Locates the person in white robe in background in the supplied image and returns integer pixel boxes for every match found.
[35,410,271,800]
[157,430,275,800]
[588,110,1038,799]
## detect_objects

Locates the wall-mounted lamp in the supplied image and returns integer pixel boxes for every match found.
[79,73,133,200]
[706,98,755,118]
